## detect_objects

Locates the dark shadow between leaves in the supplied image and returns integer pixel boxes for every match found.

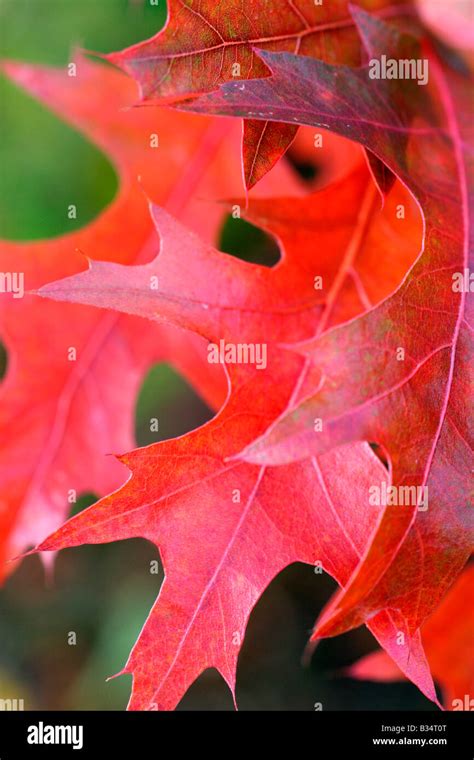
[135,363,214,447]
[219,214,281,267]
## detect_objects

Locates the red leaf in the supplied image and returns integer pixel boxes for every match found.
[183,9,473,658]
[106,0,413,187]
[1,53,257,577]
[34,161,445,706]
[243,120,298,190]
[0,53,341,580]
[348,563,474,709]
[37,161,422,343]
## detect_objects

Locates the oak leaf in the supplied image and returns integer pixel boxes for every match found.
[182,8,473,661]
[347,564,474,710]
[33,160,443,707]
[106,0,412,188]
[0,53,250,577]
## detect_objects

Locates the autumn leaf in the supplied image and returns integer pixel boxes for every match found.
[182,7,473,655]
[0,53,247,578]
[32,155,446,706]
[36,163,422,342]
[347,563,474,710]
[0,52,349,581]
[5,4,470,714]
[106,0,413,188]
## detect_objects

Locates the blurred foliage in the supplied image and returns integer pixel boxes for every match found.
[0,75,118,239]
[135,364,213,447]
[220,215,281,267]
[0,0,166,239]
[0,0,438,711]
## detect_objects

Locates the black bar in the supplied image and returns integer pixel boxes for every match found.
[0,710,472,757]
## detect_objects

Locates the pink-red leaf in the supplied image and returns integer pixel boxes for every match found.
[181,8,474,665]
[34,158,443,707]
[348,564,474,709]
[107,0,413,188]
